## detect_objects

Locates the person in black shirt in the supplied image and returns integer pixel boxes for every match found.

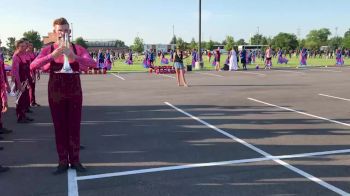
[173,47,189,87]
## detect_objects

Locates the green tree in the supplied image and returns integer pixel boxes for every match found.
[170,35,177,44]
[328,37,343,50]
[221,40,227,46]
[251,34,268,45]
[176,37,187,51]
[205,39,214,50]
[342,36,350,49]
[344,29,350,38]
[131,36,144,53]
[115,40,126,48]
[299,39,306,49]
[23,30,43,50]
[189,38,197,49]
[271,33,299,50]
[235,39,247,46]
[6,37,16,55]
[74,37,88,49]
[305,28,331,50]
[224,35,235,51]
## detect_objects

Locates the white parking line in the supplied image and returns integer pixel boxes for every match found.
[77,157,269,181]
[311,69,342,73]
[196,72,225,78]
[273,70,306,75]
[319,94,350,102]
[248,98,350,127]
[238,71,266,77]
[163,102,349,195]
[111,73,126,80]
[72,148,350,182]
[159,74,176,79]
[68,169,79,196]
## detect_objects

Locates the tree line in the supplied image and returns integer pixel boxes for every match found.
[2,28,350,55]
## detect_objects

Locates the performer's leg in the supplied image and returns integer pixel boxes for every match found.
[16,91,27,122]
[67,95,82,165]
[0,101,2,129]
[49,98,69,165]
[29,81,36,105]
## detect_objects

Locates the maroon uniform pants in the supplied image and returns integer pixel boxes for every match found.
[48,73,82,165]
[29,81,36,105]
[16,88,29,121]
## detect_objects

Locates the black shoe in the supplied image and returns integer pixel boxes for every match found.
[0,147,3,151]
[0,165,10,173]
[53,164,69,175]
[25,117,34,122]
[17,119,30,124]
[0,128,13,134]
[70,163,87,173]
[26,109,33,113]
[30,103,41,107]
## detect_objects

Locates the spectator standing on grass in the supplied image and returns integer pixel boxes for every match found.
[265,46,272,69]
[214,47,221,71]
[229,47,238,71]
[240,48,247,70]
[208,50,212,62]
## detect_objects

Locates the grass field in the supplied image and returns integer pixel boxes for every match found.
[5,55,350,73]
[109,54,350,72]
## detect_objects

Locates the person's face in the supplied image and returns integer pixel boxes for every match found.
[54,24,71,39]
[17,42,27,53]
[27,43,33,51]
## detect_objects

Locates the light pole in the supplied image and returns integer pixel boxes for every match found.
[198,0,203,69]
[71,23,74,41]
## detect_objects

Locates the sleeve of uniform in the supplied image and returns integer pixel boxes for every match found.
[12,55,21,86]
[0,60,7,105]
[75,45,97,71]
[30,46,53,71]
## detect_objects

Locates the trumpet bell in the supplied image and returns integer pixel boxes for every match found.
[57,33,76,74]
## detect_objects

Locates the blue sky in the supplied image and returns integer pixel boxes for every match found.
[0,0,349,46]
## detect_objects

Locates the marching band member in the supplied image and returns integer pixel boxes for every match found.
[27,42,40,107]
[12,39,32,123]
[30,17,96,174]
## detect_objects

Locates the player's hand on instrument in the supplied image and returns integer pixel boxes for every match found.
[51,46,65,59]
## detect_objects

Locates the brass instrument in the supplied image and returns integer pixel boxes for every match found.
[9,79,28,105]
[57,33,74,73]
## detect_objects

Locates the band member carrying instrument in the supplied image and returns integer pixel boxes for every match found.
[30,17,96,175]
[12,39,33,123]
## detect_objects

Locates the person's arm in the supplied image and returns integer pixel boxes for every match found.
[0,64,8,113]
[1,85,8,113]
[71,45,96,71]
[0,60,10,93]
[30,46,53,71]
[11,56,22,88]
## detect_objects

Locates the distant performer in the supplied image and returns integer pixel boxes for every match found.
[335,49,344,66]
[299,48,308,67]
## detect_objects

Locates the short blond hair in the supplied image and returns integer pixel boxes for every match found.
[53,17,69,26]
